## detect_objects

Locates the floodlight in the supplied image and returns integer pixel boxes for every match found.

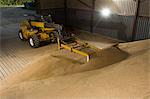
[101,8,111,17]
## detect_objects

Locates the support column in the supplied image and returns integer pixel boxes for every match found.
[90,0,96,33]
[132,0,140,41]
[64,0,67,26]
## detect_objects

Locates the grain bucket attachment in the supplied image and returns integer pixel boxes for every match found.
[57,36,100,62]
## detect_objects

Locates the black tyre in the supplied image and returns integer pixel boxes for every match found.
[18,30,25,40]
[28,34,40,48]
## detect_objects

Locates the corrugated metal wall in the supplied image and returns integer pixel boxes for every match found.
[66,9,134,41]
[136,17,150,40]
[67,10,150,41]
[36,0,150,41]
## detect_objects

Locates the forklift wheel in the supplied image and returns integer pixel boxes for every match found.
[29,34,40,48]
[18,31,25,40]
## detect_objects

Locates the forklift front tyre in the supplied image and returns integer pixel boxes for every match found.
[18,31,25,41]
[29,34,40,48]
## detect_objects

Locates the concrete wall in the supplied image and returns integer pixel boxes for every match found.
[36,0,150,41]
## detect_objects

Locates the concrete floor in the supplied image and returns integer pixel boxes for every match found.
[0,7,60,81]
[0,7,150,99]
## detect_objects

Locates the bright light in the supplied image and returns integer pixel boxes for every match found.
[101,8,111,17]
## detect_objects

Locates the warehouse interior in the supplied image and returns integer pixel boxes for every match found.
[0,0,150,99]
[36,0,149,41]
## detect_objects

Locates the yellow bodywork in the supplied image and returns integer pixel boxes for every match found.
[39,32,50,41]
[31,22,44,28]
[20,20,56,41]
[41,28,55,32]
[30,21,55,32]
[20,25,38,39]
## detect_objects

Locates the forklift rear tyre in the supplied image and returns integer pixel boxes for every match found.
[29,34,40,48]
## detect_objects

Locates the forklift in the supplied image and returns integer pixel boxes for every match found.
[19,14,63,48]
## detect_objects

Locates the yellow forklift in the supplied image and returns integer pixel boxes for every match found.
[19,14,63,48]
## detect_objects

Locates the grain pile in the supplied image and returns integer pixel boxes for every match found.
[0,39,149,99]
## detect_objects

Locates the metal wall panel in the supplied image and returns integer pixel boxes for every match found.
[107,0,136,16]
[67,8,149,41]
[135,17,150,40]
[139,0,150,17]
[94,15,134,41]
[67,0,150,16]
[67,0,92,10]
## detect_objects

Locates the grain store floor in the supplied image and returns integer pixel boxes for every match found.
[0,8,150,99]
